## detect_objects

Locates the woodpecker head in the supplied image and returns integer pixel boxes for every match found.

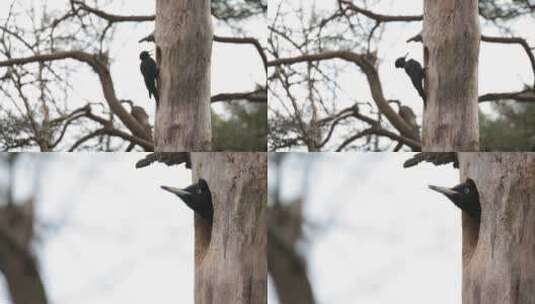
[162,178,210,201]
[161,179,213,222]
[139,51,150,61]
[428,178,480,220]
[395,53,408,68]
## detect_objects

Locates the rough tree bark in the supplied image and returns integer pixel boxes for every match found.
[459,153,535,303]
[0,199,47,304]
[155,0,213,151]
[422,1,480,151]
[190,152,267,304]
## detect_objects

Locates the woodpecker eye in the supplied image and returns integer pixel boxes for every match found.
[464,187,470,194]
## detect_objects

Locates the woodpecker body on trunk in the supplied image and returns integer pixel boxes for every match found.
[429,178,481,221]
[139,51,159,106]
[161,179,213,223]
[395,56,426,107]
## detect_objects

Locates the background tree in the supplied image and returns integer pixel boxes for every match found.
[0,154,46,304]
[213,102,267,151]
[267,1,535,151]
[480,102,535,151]
[0,0,267,151]
[268,154,315,304]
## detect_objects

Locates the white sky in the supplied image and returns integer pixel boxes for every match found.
[1,153,196,304]
[268,0,535,150]
[0,0,266,147]
[269,153,462,304]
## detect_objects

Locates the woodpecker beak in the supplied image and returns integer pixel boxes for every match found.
[161,186,192,199]
[428,185,459,197]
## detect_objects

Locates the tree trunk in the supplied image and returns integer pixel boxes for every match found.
[190,152,267,304]
[459,153,535,303]
[154,0,213,151]
[268,156,315,304]
[422,1,480,151]
[0,199,47,304]
[268,201,315,304]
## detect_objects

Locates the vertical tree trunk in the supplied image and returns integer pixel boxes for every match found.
[267,155,315,304]
[459,153,535,303]
[422,1,480,151]
[268,200,316,304]
[190,152,267,304]
[155,0,213,151]
[0,200,47,304]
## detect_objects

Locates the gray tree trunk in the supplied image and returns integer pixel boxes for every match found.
[422,1,480,151]
[154,0,213,151]
[268,155,315,304]
[190,152,267,304]
[459,153,535,303]
[0,199,47,304]
[268,200,315,304]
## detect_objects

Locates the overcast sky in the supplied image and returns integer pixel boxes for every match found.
[269,153,462,304]
[0,0,266,139]
[0,153,196,304]
[268,0,535,150]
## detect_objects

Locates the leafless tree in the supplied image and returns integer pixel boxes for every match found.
[0,154,46,304]
[268,154,318,304]
[0,0,267,151]
[268,0,535,151]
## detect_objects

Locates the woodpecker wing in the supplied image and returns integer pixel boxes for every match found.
[404,60,426,103]
[145,57,158,79]
[405,59,423,75]
[140,57,158,101]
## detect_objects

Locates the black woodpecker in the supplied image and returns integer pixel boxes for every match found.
[395,56,426,107]
[428,178,481,221]
[161,179,213,223]
[139,51,159,106]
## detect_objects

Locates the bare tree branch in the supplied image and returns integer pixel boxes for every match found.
[211,89,267,103]
[214,35,267,71]
[0,51,153,142]
[268,51,418,141]
[68,127,153,151]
